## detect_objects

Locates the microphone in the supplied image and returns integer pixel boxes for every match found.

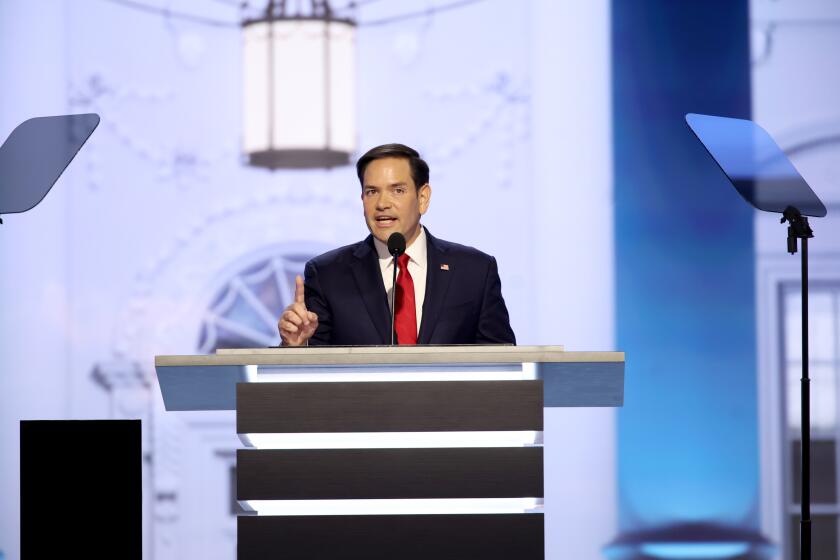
[387,232,406,345]
[387,232,406,257]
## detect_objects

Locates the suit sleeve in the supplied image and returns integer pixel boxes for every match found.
[304,260,332,346]
[475,256,516,344]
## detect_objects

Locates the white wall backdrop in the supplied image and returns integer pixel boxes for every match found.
[0,1,615,559]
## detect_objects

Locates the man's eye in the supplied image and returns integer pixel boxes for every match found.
[365,190,376,196]
[394,188,405,194]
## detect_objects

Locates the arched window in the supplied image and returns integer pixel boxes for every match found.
[197,252,314,353]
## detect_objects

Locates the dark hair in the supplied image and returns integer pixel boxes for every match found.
[356,143,430,190]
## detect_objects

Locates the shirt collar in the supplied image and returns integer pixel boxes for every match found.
[373,226,427,267]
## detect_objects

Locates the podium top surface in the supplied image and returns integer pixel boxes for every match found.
[155,345,623,367]
[154,346,624,411]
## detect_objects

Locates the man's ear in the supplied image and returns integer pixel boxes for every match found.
[419,183,431,214]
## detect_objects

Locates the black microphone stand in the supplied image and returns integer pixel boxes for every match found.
[390,254,398,345]
[782,205,814,560]
[386,232,406,346]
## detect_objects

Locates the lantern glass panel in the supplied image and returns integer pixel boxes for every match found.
[242,22,271,152]
[272,20,328,149]
[328,22,356,153]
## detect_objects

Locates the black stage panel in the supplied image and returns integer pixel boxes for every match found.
[237,447,543,500]
[20,419,141,559]
[238,513,544,560]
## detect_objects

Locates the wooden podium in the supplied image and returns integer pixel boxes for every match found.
[155,346,624,560]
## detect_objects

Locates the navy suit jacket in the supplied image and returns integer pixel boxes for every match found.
[303,230,516,345]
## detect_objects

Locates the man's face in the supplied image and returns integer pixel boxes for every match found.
[361,157,431,245]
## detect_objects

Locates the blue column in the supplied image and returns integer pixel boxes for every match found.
[608,2,772,558]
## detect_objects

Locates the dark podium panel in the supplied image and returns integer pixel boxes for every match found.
[238,514,545,560]
[237,447,544,500]
[20,420,141,560]
[237,380,544,433]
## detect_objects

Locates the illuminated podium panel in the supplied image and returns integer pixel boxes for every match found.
[155,346,624,560]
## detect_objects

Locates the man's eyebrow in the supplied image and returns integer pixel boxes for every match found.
[363,182,407,189]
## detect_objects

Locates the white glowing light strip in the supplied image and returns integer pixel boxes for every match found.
[244,362,537,383]
[241,498,543,516]
[241,431,542,449]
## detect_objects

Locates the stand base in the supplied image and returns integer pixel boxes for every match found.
[604,523,775,560]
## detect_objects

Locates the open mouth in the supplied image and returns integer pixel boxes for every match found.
[375,216,397,227]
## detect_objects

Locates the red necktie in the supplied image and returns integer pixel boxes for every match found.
[394,253,417,345]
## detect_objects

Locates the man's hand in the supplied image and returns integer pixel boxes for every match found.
[278,275,319,346]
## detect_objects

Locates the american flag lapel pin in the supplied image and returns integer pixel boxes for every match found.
[440,264,450,271]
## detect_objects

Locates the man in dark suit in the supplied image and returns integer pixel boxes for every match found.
[278,143,515,346]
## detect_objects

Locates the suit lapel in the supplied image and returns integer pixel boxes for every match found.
[350,236,391,344]
[418,231,453,344]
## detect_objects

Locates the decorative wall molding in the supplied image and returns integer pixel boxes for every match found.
[423,70,530,191]
[69,73,233,191]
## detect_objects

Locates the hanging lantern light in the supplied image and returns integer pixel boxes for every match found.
[242,0,356,169]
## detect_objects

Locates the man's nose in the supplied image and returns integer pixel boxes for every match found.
[375,193,391,209]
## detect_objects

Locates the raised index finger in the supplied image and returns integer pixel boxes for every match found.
[294,275,305,304]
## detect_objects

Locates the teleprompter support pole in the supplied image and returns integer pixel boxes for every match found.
[782,206,814,560]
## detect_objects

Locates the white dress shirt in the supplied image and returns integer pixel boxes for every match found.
[372,226,428,335]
